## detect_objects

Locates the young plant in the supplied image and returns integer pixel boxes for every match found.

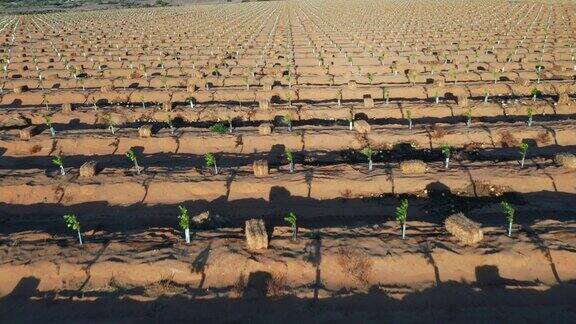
[186,96,195,108]
[531,87,540,102]
[395,198,408,239]
[434,90,440,104]
[361,146,374,171]
[464,107,472,127]
[104,114,116,135]
[347,111,354,130]
[527,106,534,127]
[178,205,191,243]
[210,123,228,134]
[406,109,412,130]
[44,116,56,137]
[63,214,83,245]
[52,154,65,175]
[284,212,298,240]
[282,114,292,132]
[205,152,218,174]
[384,88,390,104]
[519,142,529,168]
[285,148,294,173]
[125,148,141,174]
[166,113,175,135]
[441,144,451,169]
[501,201,515,237]
[484,90,489,103]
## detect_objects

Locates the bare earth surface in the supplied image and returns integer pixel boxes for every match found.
[0,0,576,322]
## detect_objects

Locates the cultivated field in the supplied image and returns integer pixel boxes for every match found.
[0,0,575,322]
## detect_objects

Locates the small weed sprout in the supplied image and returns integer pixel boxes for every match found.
[441,144,451,169]
[484,90,489,103]
[406,109,412,129]
[395,198,408,239]
[44,115,55,137]
[285,148,294,173]
[52,154,65,175]
[63,214,82,245]
[125,149,141,174]
[361,146,374,171]
[519,142,529,168]
[210,123,228,134]
[205,152,218,174]
[527,106,534,127]
[465,107,472,127]
[178,205,190,243]
[284,212,298,240]
[501,201,515,237]
[282,114,292,132]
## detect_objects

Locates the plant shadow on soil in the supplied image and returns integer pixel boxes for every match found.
[0,266,575,323]
[1,186,575,235]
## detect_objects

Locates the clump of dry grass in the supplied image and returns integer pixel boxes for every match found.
[554,153,576,169]
[144,274,186,298]
[337,247,373,287]
[535,132,551,145]
[265,273,287,297]
[499,130,519,147]
[430,125,446,139]
[400,160,427,174]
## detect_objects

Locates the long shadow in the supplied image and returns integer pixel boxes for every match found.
[1,189,575,236]
[2,144,575,170]
[0,268,574,322]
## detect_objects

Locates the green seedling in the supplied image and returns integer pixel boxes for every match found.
[186,96,195,109]
[384,88,390,104]
[527,106,534,127]
[434,90,440,104]
[166,113,175,135]
[347,111,354,130]
[52,154,65,175]
[519,142,529,168]
[465,107,472,127]
[441,144,451,169]
[361,146,374,171]
[406,109,412,129]
[210,123,228,134]
[284,212,298,240]
[44,115,55,137]
[178,205,191,243]
[282,114,292,132]
[125,148,141,174]
[337,89,342,106]
[63,214,83,245]
[205,152,218,174]
[484,90,489,103]
[395,198,409,239]
[285,148,294,173]
[501,201,515,237]
[42,93,49,111]
[531,87,540,102]
[103,114,116,135]
[227,117,234,133]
